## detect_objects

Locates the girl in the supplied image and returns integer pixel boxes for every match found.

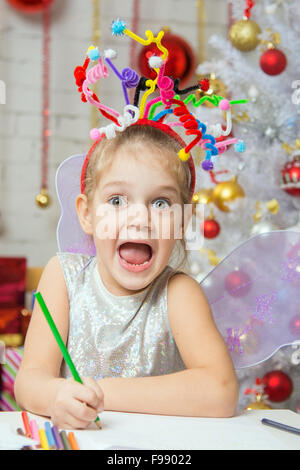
[14,122,239,429]
[14,20,241,427]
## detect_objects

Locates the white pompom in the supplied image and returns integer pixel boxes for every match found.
[148,55,163,69]
[104,49,117,59]
[265,3,277,14]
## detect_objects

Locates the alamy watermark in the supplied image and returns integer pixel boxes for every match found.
[292,80,300,105]
[94,202,206,250]
[0,80,6,105]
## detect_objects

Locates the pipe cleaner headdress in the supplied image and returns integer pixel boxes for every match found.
[57,19,247,255]
[73,19,248,195]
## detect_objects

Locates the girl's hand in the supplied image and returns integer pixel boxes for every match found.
[50,376,104,429]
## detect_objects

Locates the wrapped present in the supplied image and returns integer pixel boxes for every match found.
[0,346,23,411]
[0,257,26,347]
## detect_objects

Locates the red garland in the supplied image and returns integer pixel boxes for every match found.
[41,5,51,191]
[243,0,255,19]
[6,0,55,14]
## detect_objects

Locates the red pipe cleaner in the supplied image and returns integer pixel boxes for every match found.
[172,99,203,154]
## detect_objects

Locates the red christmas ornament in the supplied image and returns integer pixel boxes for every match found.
[289,315,300,336]
[138,30,196,85]
[262,370,293,403]
[201,218,221,239]
[260,48,287,76]
[225,270,252,298]
[281,156,300,197]
[6,0,55,14]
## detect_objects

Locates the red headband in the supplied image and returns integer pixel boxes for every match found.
[80,118,196,201]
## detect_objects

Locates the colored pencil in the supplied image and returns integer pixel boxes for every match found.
[39,428,50,450]
[261,418,300,436]
[52,425,64,450]
[45,421,57,449]
[60,430,72,450]
[17,427,38,450]
[35,292,102,429]
[29,419,40,444]
[68,431,80,450]
[21,411,32,438]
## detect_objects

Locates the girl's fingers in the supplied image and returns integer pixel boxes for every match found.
[67,378,100,411]
[66,398,99,424]
[81,377,104,411]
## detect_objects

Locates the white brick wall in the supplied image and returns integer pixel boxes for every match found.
[0,0,227,267]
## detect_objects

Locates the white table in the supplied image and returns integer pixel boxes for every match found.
[1,409,300,450]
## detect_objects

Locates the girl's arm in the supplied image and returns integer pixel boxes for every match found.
[14,256,69,416]
[99,273,239,418]
[14,256,103,428]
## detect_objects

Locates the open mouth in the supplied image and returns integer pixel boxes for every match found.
[117,242,154,272]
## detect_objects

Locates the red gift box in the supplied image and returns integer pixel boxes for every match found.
[0,258,26,347]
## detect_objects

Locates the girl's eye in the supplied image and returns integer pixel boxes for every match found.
[152,198,171,210]
[108,195,127,207]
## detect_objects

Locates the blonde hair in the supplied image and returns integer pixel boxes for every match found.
[83,124,195,310]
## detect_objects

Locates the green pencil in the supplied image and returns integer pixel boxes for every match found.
[34,291,102,429]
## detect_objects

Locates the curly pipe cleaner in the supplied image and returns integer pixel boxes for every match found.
[173,78,201,96]
[147,78,201,120]
[134,76,151,108]
[171,99,203,161]
[213,138,238,154]
[156,61,175,105]
[143,61,175,120]
[90,104,140,141]
[74,56,119,125]
[152,102,219,169]
[111,20,169,118]
[104,50,139,105]
[82,55,120,119]
[206,99,232,138]
[111,19,168,60]
[196,121,218,170]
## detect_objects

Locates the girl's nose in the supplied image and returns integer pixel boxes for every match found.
[126,203,151,232]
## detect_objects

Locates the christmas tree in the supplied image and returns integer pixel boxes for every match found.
[187,0,300,413]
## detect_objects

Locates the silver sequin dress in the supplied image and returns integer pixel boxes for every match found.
[57,253,186,380]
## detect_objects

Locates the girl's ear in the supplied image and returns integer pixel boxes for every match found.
[75,194,93,235]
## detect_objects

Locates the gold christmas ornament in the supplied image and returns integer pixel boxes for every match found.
[212,176,245,212]
[196,72,227,108]
[229,18,262,52]
[245,393,272,411]
[254,199,280,222]
[36,188,51,208]
[199,247,221,267]
[192,188,214,205]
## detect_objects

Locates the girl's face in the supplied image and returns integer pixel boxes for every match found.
[77,143,187,296]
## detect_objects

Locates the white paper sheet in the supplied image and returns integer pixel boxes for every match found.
[0,423,39,450]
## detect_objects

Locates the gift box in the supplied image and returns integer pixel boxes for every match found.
[0,257,26,347]
[0,346,23,411]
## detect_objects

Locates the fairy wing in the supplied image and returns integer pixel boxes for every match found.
[200,230,300,369]
[55,154,96,256]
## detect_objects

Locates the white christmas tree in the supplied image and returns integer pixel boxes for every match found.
[186,0,300,413]
[186,0,300,282]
